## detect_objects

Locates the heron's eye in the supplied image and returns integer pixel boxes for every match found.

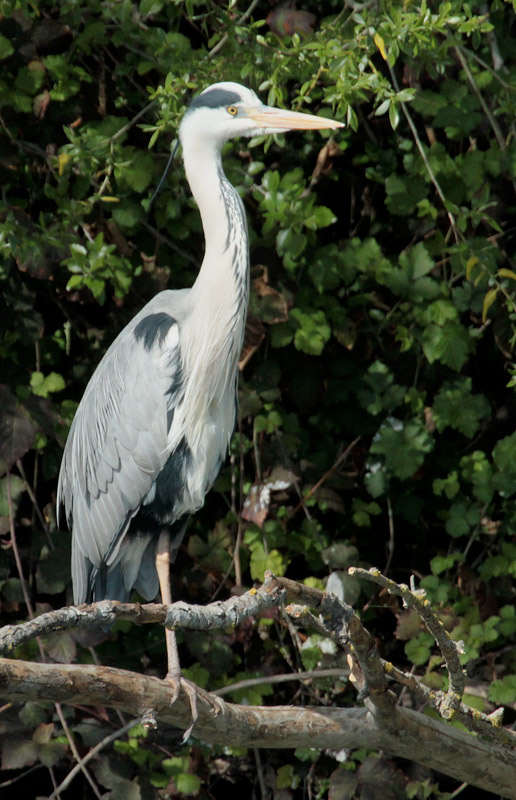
[227,106,238,116]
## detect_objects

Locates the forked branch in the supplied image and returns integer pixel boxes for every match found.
[0,571,515,798]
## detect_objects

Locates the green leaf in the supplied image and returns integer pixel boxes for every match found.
[433,471,460,500]
[369,418,433,480]
[422,322,472,371]
[385,174,427,215]
[430,553,462,575]
[405,633,433,666]
[488,675,516,706]
[115,149,155,193]
[187,523,232,573]
[15,65,45,95]
[30,371,65,398]
[276,228,307,260]
[140,0,164,17]
[277,764,298,790]
[175,773,202,794]
[249,543,285,581]
[432,378,490,437]
[0,475,24,517]
[269,321,293,348]
[182,663,210,689]
[444,501,479,538]
[400,242,434,279]
[482,286,498,321]
[0,34,14,60]
[18,703,50,727]
[493,432,516,474]
[290,308,331,356]
[304,205,336,230]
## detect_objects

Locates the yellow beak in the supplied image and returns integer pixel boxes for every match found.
[246,105,344,131]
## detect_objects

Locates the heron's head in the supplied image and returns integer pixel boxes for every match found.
[179,81,343,148]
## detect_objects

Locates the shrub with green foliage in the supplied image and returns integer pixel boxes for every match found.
[1,0,516,797]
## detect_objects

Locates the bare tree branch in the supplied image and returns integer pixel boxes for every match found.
[0,658,516,798]
[0,575,287,655]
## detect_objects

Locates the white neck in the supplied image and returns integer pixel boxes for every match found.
[178,134,250,440]
[182,139,249,304]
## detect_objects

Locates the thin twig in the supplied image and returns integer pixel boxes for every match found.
[289,436,360,518]
[454,47,506,151]
[140,219,198,265]
[47,719,135,800]
[15,459,53,548]
[214,668,347,697]
[387,64,461,243]
[54,703,102,800]
[208,0,262,57]
[466,49,512,89]
[0,765,46,788]
[6,470,36,622]
[384,494,394,575]
[102,100,155,145]
[253,747,268,800]
[349,567,464,717]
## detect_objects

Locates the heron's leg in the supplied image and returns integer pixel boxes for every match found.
[156,529,181,681]
[155,530,198,739]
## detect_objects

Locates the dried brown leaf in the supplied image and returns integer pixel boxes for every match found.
[0,385,36,472]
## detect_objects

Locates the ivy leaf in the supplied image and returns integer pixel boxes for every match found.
[328,766,358,799]
[35,533,71,595]
[326,571,361,606]
[18,702,50,727]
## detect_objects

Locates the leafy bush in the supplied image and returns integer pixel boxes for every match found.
[1,0,516,797]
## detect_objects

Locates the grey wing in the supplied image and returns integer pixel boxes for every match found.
[57,306,184,603]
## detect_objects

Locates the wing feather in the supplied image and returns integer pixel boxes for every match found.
[58,292,188,602]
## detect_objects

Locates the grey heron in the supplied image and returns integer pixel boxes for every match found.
[57,81,342,722]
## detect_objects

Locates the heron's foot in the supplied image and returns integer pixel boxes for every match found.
[165,674,226,742]
[165,674,199,741]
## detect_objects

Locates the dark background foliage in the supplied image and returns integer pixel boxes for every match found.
[1,0,516,797]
